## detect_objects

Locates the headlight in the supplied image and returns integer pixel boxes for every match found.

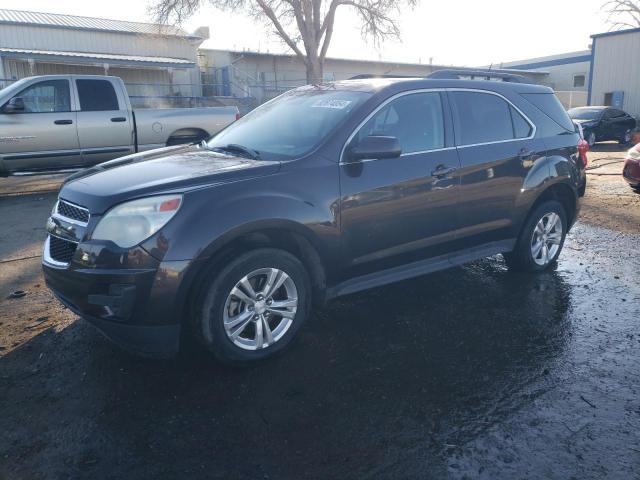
[91,195,182,248]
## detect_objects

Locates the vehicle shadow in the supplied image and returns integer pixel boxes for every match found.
[0,257,572,479]
[589,142,629,153]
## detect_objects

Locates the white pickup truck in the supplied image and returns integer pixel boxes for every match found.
[0,75,239,176]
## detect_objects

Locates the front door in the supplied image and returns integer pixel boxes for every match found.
[0,78,80,173]
[339,91,461,274]
[75,78,134,165]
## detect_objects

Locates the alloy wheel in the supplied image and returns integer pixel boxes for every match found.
[222,268,298,350]
[530,212,563,266]
[588,132,596,147]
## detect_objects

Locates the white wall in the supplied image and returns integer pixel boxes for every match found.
[499,51,591,91]
[0,24,197,60]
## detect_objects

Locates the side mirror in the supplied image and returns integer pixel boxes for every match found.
[346,136,401,162]
[3,97,25,113]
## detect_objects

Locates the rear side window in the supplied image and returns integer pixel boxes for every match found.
[76,80,119,111]
[520,93,574,132]
[450,91,530,145]
[511,106,533,138]
[356,92,445,153]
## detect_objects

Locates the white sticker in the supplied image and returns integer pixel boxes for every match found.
[311,99,352,109]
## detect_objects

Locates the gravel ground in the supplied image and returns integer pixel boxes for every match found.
[0,148,638,479]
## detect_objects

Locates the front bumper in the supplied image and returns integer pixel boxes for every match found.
[43,240,190,356]
[623,158,640,186]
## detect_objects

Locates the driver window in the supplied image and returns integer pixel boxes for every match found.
[356,92,445,154]
[15,80,71,113]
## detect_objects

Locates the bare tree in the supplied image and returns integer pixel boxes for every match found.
[150,0,417,84]
[603,0,640,29]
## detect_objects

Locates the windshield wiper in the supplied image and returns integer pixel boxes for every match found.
[207,143,261,160]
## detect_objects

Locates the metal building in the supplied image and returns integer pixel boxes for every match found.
[588,28,640,116]
[497,50,592,109]
[199,49,549,106]
[0,8,208,106]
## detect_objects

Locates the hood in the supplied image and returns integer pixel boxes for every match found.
[59,145,281,214]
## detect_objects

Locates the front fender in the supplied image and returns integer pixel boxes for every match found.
[141,164,339,264]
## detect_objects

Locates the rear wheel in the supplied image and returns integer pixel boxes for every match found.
[195,248,311,364]
[619,130,632,145]
[504,200,567,272]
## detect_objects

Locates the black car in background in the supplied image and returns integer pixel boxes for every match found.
[568,106,637,147]
[43,72,587,364]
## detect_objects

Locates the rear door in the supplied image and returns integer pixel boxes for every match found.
[339,90,461,271]
[608,109,634,140]
[0,78,80,173]
[449,89,541,246]
[75,78,134,165]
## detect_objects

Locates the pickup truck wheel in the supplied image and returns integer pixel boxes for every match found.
[504,200,567,272]
[196,248,311,364]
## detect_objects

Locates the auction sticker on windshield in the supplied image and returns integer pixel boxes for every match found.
[311,99,352,109]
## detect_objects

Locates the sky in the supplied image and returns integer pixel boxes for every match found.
[0,0,616,66]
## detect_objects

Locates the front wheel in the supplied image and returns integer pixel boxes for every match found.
[195,248,311,364]
[504,200,567,272]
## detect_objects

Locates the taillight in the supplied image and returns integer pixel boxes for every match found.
[577,139,589,167]
[235,113,241,121]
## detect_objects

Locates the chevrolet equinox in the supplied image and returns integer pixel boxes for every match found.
[43,72,587,363]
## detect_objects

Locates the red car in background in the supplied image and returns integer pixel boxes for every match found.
[623,142,640,192]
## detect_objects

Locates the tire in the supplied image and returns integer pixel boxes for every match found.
[195,248,311,364]
[504,200,567,272]
[619,130,632,145]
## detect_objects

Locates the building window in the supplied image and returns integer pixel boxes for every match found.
[573,74,586,88]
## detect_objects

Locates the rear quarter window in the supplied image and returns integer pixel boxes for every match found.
[520,93,574,133]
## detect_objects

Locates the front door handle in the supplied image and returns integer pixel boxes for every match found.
[111,117,127,122]
[54,119,73,125]
[431,166,457,178]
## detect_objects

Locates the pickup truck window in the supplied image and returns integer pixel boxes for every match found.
[76,79,119,111]
[207,88,371,160]
[14,80,70,113]
[355,92,444,154]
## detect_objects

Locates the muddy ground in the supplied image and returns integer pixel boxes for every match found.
[1,148,639,479]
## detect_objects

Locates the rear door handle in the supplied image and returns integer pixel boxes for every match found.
[111,117,127,122]
[431,166,457,178]
[54,119,73,125]
[519,149,535,160]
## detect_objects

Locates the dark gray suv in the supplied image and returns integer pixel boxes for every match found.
[43,71,587,363]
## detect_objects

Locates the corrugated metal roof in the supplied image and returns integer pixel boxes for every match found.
[0,8,196,38]
[0,47,194,66]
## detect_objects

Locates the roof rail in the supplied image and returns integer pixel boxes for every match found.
[348,74,415,80]
[426,69,532,84]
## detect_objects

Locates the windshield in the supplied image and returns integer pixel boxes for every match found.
[568,108,604,120]
[206,87,372,160]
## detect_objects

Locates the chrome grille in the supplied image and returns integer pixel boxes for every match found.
[57,200,89,224]
[49,235,78,264]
